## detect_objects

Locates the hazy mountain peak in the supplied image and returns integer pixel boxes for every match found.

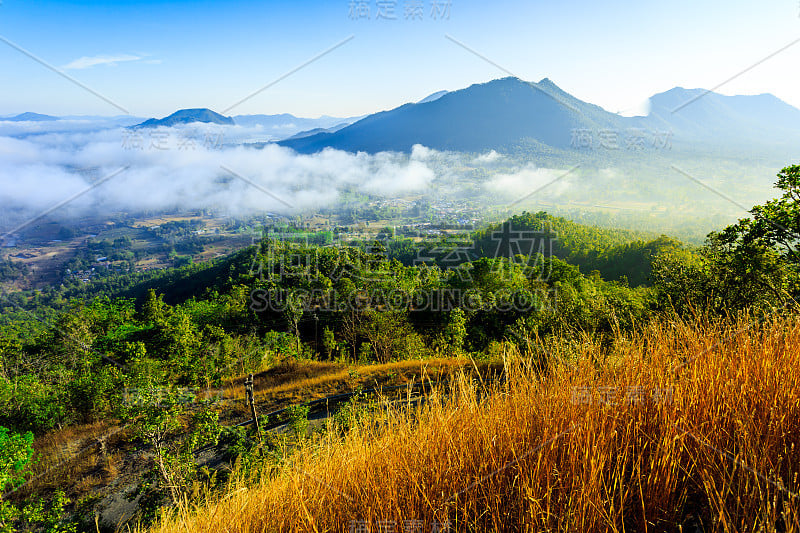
[279,75,618,154]
[4,112,59,122]
[278,76,800,155]
[134,108,234,128]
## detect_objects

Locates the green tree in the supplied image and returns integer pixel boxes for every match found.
[358,310,416,363]
[284,291,306,354]
[727,164,800,264]
[321,327,336,359]
[141,289,167,324]
[0,426,33,492]
[441,308,467,355]
[658,164,800,313]
[124,387,219,505]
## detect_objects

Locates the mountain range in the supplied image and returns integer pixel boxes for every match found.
[277,77,800,156]
[230,113,358,131]
[130,109,361,140]
[7,77,800,158]
[134,109,235,128]
[2,112,60,122]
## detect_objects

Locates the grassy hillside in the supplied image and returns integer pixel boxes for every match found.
[147,313,800,533]
[2,162,798,532]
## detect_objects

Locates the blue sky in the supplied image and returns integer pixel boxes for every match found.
[1,0,799,118]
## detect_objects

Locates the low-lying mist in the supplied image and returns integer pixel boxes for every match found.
[0,119,784,243]
[0,122,451,230]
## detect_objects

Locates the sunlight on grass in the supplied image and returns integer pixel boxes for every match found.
[147,313,800,532]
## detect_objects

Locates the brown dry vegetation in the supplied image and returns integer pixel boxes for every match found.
[149,313,800,533]
[9,421,124,499]
[208,358,500,422]
[11,358,493,514]
[234,357,491,400]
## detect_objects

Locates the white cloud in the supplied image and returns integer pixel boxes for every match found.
[486,164,572,200]
[0,121,440,228]
[474,150,503,164]
[615,97,652,118]
[62,54,143,70]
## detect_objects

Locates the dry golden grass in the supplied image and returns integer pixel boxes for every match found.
[251,357,486,398]
[5,420,133,509]
[148,313,800,533]
[23,421,115,487]
[214,357,497,419]
[12,358,489,508]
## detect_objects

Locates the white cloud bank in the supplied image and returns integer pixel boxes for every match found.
[0,122,440,230]
[0,121,577,233]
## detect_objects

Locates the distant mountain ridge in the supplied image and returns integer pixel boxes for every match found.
[11,79,800,156]
[131,109,361,140]
[232,113,355,130]
[277,77,800,155]
[279,77,624,154]
[134,108,235,128]
[645,87,800,142]
[2,112,59,122]
[284,122,352,141]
